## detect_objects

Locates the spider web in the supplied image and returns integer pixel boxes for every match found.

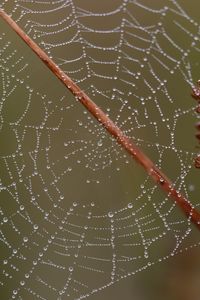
[1,1,200,299]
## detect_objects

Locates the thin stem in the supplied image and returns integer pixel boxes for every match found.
[1,9,200,230]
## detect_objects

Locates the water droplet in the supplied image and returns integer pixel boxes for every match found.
[97,140,103,147]
[108,212,114,218]
[69,266,73,272]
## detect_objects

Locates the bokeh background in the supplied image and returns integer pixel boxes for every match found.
[1,1,200,299]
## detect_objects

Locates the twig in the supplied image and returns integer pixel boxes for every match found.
[1,9,200,230]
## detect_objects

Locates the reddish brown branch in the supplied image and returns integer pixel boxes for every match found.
[1,9,200,229]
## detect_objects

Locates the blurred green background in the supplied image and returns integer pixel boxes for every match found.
[1,1,200,299]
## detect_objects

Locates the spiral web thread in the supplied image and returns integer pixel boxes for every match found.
[1,1,200,299]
